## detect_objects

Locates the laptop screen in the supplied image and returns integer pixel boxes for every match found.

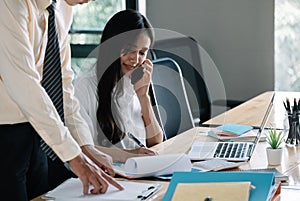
[249,92,275,157]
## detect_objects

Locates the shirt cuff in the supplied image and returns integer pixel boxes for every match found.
[52,137,81,162]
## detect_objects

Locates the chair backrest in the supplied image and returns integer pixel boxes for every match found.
[151,57,195,139]
[151,36,212,123]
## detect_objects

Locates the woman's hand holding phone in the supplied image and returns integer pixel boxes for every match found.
[131,59,152,97]
[130,66,144,85]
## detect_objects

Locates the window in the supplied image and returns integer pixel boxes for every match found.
[70,0,125,45]
[70,0,133,76]
[275,0,300,91]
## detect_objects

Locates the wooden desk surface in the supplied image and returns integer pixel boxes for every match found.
[205,91,300,129]
[32,91,300,201]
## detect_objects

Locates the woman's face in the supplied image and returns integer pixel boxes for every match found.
[120,33,151,75]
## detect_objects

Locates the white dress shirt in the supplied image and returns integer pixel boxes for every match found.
[74,69,146,149]
[0,0,93,162]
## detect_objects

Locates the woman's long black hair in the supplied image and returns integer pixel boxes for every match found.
[96,9,154,145]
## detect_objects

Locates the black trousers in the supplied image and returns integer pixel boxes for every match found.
[0,122,73,201]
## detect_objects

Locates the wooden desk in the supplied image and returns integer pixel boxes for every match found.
[205,91,300,129]
[33,91,300,201]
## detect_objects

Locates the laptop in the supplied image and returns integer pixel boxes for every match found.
[188,93,275,162]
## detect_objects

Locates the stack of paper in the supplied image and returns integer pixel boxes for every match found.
[192,158,247,171]
[239,168,289,183]
[45,178,162,201]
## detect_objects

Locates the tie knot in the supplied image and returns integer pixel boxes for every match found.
[47,1,56,13]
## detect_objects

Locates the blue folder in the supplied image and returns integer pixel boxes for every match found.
[163,171,275,201]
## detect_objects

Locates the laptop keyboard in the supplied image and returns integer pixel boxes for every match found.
[214,142,247,159]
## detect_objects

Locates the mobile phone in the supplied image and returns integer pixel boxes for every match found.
[131,66,144,85]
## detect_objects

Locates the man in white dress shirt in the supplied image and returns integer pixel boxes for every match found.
[0,0,123,200]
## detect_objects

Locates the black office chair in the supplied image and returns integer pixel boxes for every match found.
[151,36,243,124]
[150,57,195,139]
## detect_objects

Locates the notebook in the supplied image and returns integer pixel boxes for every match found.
[188,93,274,161]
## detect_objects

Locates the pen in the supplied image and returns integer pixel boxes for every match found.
[286,98,291,113]
[128,132,146,147]
[283,101,288,111]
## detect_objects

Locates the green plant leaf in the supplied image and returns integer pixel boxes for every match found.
[266,127,284,149]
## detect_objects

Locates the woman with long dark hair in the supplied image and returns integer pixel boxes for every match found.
[75,10,163,162]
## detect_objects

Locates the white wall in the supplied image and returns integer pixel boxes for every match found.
[146,0,274,101]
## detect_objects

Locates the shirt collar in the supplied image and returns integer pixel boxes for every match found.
[35,0,52,10]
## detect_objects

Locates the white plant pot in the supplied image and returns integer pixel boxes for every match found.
[266,148,283,166]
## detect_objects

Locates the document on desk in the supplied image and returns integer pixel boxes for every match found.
[113,154,192,179]
[45,178,161,201]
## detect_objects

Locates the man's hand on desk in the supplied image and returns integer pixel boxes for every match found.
[68,148,124,195]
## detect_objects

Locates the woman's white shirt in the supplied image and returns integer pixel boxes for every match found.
[74,70,146,149]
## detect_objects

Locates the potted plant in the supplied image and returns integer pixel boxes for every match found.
[266,128,285,165]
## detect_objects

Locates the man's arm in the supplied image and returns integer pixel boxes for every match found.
[0,0,81,162]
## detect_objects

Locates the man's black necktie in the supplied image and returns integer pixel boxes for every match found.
[41,0,64,160]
